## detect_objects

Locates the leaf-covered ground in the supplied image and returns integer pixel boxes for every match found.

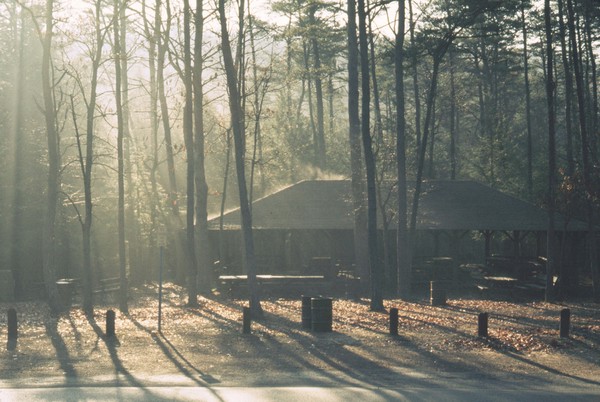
[1,283,599,387]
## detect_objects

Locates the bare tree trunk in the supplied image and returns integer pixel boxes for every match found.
[219,129,232,263]
[449,47,457,180]
[358,0,383,311]
[557,0,575,176]
[70,96,91,312]
[235,0,245,116]
[411,44,447,234]
[304,41,318,173]
[396,0,410,299]
[327,66,335,151]
[183,0,198,306]
[368,12,383,149]
[194,0,211,294]
[308,3,326,171]
[147,0,160,281]
[476,52,486,143]
[283,16,295,182]
[377,184,392,293]
[75,0,104,314]
[10,6,26,298]
[249,11,259,202]
[427,96,436,179]
[544,0,557,303]
[142,0,159,285]
[479,38,496,186]
[114,0,128,312]
[218,0,263,317]
[369,6,389,291]
[156,0,179,218]
[157,0,185,285]
[40,0,60,313]
[583,2,598,158]
[408,0,421,152]
[347,0,369,292]
[566,0,599,302]
[522,1,533,196]
[248,10,271,201]
[121,0,138,286]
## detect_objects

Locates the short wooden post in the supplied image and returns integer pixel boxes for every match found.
[106,310,116,338]
[243,307,251,334]
[7,308,18,340]
[478,312,489,338]
[559,308,571,338]
[389,308,399,336]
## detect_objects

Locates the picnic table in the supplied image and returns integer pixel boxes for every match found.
[218,274,329,296]
[483,276,518,288]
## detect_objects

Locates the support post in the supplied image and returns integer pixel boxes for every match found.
[389,307,399,336]
[106,309,116,338]
[559,308,570,338]
[478,312,489,338]
[7,308,17,340]
[243,307,251,334]
[157,228,166,333]
[158,244,164,332]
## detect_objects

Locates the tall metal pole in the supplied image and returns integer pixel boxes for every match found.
[158,228,166,332]
[158,243,163,332]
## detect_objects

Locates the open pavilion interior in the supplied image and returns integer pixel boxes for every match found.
[208,180,591,294]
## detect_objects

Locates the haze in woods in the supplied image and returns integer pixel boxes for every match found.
[0,0,599,315]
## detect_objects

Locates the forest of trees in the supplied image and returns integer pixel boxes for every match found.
[0,0,598,313]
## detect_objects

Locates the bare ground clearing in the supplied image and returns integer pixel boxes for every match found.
[1,283,599,389]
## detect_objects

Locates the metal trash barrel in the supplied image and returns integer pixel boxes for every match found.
[432,257,453,280]
[56,280,73,309]
[311,297,332,332]
[430,281,447,306]
[301,295,312,329]
[0,270,15,302]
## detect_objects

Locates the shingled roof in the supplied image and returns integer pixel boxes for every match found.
[208,180,588,232]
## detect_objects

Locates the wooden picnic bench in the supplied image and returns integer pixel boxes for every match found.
[93,277,121,303]
[31,277,122,305]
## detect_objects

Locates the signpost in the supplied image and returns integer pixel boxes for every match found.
[157,227,167,333]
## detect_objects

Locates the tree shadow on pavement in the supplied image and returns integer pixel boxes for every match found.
[245,309,507,402]
[44,320,78,385]
[84,312,162,400]
[498,348,600,387]
[124,312,225,401]
[226,298,596,392]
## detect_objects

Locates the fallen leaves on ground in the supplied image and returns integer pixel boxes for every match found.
[1,283,599,372]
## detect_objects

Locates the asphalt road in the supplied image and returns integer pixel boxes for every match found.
[0,384,599,401]
[0,373,599,401]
